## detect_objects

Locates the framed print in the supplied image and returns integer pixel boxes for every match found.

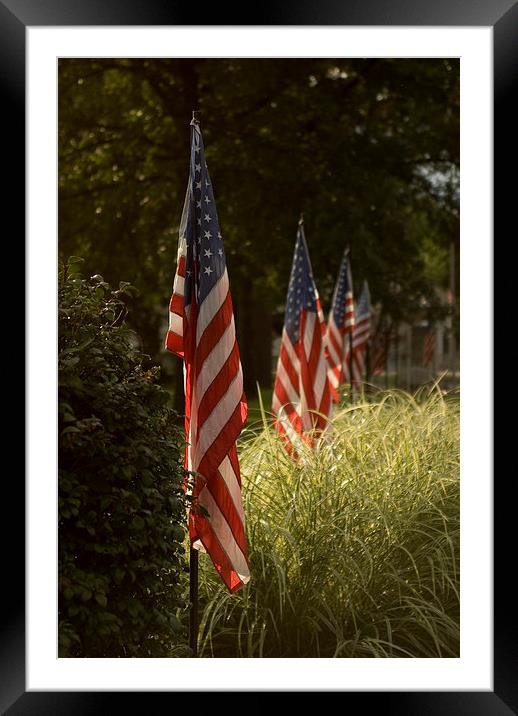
[7,0,511,712]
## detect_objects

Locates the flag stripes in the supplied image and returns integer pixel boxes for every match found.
[165,120,250,593]
[272,220,332,456]
[325,251,355,401]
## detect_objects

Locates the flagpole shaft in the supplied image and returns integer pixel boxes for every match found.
[349,331,354,399]
[189,544,199,657]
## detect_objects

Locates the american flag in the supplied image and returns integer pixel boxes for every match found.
[272,219,332,455]
[325,250,355,402]
[346,281,372,389]
[165,120,250,593]
[370,315,391,377]
[422,326,436,368]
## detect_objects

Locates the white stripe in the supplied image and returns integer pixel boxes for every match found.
[276,405,304,451]
[327,367,340,389]
[299,383,311,432]
[313,351,328,408]
[219,456,245,523]
[275,354,300,405]
[196,316,236,402]
[194,364,243,469]
[173,275,185,295]
[273,391,301,418]
[282,329,301,373]
[280,334,299,370]
[326,328,341,366]
[198,486,250,582]
[168,312,183,334]
[303,312,316,361]
[196,269,229,345]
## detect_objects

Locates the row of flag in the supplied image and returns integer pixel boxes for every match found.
[164,120,437,594]
[271,220,374,458]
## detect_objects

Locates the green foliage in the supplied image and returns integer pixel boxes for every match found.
[58,259,189,657]
[198,388,460,657]
[58,59,459,389]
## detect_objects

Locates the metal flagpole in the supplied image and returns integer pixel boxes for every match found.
[188,110,200,658]
[189,544,199,657]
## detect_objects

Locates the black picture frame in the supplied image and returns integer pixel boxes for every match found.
[8,0,509,712]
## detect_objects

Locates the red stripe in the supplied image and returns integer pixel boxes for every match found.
[279,340,300,394]
[169,292,184,315]
[176,255,186,277]
[205,471,248,556]
[165,329,184,356]
[197,395,247,482]
[196,340,240,434]
[195,290,233,375]
[273,420,299,461]
[190,512,246,593]
[227,443,242,488]
[298,312,316,412]
[327,324,343,360]
[273,378,303,434]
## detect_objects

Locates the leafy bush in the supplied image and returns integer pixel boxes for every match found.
[198,388,460,658]
[58,259,188,657]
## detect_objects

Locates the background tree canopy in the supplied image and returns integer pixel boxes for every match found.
[58,58,459,396]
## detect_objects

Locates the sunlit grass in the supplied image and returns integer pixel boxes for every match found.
[197,386,460,658]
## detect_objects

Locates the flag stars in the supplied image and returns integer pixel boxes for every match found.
[204,195,211,205]
[204,248,212,258]
[204,230,212,240]
[218,248,223,257]
[195,163,201,173]
[204,265,213,276]
[204,213,211,222]
[195,181,202,190]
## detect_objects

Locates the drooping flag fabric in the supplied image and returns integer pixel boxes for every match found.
[165,119,250,593]
[272,219,332,456]
[370,316,392,377]
[346,280,372,389]
[422,326,436,368]
[325,250,355,402]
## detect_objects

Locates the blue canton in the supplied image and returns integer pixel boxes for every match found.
[284,223,318,344]
[356,281,371,317]
[332,253,352,328]
[183,123,226,307]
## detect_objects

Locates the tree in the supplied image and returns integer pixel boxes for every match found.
[58,259,188,657]
[58,58,459,394]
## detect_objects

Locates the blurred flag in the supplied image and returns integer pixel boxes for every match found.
[345,281,372,389]
[422,326,436,368]
[165,119,250,593]
[272,219,332,456]
[370,316,391,377]
[325,250,355,402]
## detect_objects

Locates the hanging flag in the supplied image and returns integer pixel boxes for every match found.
[422,326,436,368]
[346,280,372,389]
[165,119,250,593]
[370,315,392,377]
[325,250,355,402]
[272,218,332,456]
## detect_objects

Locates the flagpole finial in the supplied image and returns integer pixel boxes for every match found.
[298,213,304,225]
[190,110,201,126]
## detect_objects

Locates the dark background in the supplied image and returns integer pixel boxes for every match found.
[3,0,510,711]
[58,57,459,403]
